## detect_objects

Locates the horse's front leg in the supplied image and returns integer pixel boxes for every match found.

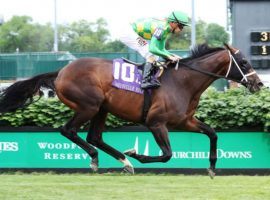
[184,117,218,179]
[125,124,172,163]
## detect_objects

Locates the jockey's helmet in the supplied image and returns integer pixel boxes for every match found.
[167,11,190,26]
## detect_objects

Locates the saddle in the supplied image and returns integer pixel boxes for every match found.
[121,57,167,78]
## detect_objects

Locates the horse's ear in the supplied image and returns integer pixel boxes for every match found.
[223,43,231,50]
[224,43,239,54]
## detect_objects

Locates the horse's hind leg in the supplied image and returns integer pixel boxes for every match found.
[86,109,134,174]
[60,111,99,171]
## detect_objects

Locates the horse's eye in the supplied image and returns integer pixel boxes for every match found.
[241,59,248,65]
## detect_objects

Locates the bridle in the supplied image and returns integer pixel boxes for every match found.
[225,50,257,83]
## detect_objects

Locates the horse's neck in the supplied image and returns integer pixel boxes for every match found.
[169,51,228,96]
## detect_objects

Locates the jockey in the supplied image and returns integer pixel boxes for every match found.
[118,11,190,89]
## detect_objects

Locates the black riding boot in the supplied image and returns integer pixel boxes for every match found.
[141,62,161,89]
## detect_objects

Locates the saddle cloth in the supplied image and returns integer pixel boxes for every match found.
[112,58,144,94]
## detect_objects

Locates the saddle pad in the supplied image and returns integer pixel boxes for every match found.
[112,58,143,94]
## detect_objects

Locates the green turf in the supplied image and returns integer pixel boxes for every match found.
[0,173,269,200]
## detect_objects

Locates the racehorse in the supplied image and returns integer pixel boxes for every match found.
[0,43,263,178]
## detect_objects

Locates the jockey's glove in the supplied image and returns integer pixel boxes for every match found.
[168,55,180,63]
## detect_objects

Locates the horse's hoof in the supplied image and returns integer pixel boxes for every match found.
[207,168,215,179]
[123,165,135,174]
[124,149,136,157]
[90,157,99,172]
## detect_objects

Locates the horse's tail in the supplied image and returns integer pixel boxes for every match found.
[0,71,59,113]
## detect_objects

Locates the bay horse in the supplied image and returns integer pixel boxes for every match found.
[0,43,263,178]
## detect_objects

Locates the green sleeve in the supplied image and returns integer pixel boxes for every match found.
[149,36,172,59]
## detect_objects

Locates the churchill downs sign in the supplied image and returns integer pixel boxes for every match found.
[0,131,269,168]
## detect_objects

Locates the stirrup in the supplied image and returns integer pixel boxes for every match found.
[141,80,161,89]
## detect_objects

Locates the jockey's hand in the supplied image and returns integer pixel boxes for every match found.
[167,55,180,63]
[172,54,182,59]
[146,55,157,63]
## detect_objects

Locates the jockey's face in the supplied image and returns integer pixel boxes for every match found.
[169,22,183,33]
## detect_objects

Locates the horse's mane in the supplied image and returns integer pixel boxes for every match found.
[182,43,225,62]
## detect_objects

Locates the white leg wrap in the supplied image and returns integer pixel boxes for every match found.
[119,158,133,167]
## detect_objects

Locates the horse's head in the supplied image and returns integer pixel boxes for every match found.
[224,43,264,93]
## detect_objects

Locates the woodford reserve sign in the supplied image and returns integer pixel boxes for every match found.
[0,131,269,169]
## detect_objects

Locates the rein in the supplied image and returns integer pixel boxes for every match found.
[172,50,252,85]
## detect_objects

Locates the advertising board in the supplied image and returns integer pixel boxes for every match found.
[0,131,269,169]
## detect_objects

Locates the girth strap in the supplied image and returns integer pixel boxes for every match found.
[142,89,152,122]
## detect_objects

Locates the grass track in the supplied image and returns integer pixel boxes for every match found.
[0,173,269,200]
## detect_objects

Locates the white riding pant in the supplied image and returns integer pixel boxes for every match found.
[117,24,159,61]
